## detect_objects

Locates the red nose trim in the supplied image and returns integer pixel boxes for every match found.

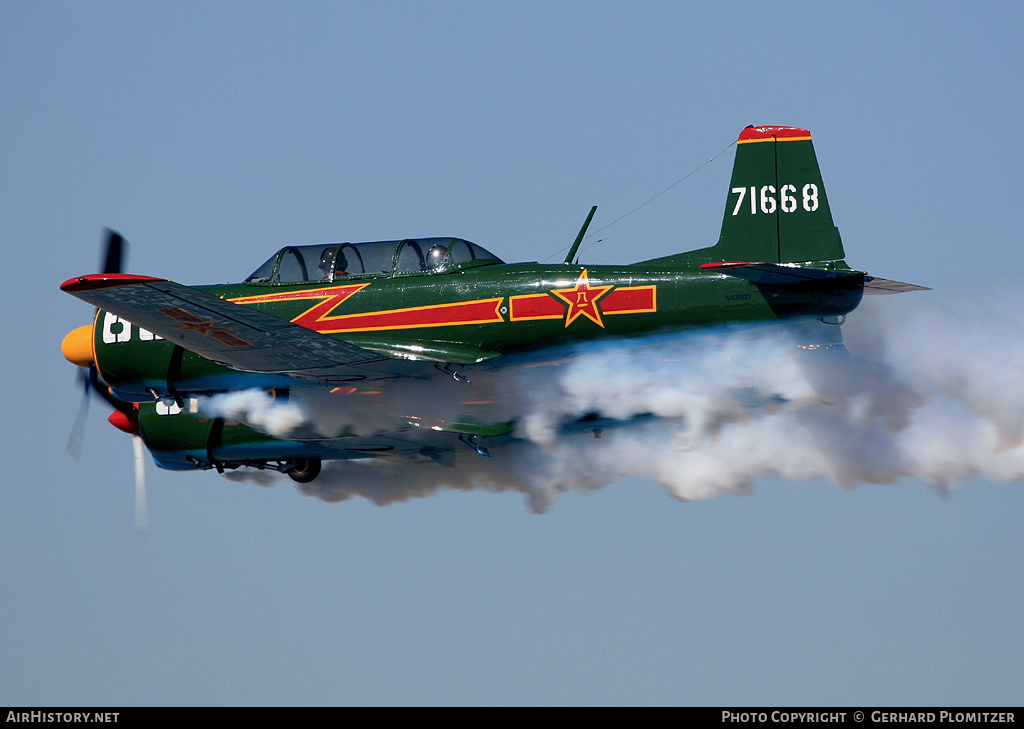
[108,408,140,435]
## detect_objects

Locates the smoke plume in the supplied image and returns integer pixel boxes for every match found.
[211,286,1024,512]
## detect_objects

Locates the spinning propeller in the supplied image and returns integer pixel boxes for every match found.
[63,229,148,534]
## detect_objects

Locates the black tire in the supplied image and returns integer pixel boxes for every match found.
[288,458,321,483]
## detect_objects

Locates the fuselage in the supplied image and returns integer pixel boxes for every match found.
[89,255,864,402]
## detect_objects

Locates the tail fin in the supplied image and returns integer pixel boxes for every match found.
[718,125,844,263]
[639,125,846,266]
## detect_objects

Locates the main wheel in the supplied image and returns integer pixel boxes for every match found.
[287,458,321,483]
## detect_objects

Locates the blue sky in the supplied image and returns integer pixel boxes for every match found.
[3,0,1023,706]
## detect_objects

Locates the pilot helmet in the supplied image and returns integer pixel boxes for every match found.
[426,244,447,269]
[318,247,336,275]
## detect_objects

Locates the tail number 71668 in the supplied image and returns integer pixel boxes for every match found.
[731,184,819,215]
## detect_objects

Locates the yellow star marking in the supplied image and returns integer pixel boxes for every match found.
[549,269,613,328]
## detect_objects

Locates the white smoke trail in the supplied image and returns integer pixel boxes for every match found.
[199,389,306,437]
[218,284,1024,511]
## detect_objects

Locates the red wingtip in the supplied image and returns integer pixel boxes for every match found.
[738,125,812,142]
[61,273,167,293]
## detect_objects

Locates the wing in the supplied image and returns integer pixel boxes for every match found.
[60,274,443,382]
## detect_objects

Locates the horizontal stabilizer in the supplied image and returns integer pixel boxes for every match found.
[699,261,863,286]
[701,263,929,295]
[862,277,931,295]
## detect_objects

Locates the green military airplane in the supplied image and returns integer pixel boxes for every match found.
[61,124,926,492]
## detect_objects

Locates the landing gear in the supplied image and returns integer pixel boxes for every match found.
[185,455,323,482]
[286,458,322,483]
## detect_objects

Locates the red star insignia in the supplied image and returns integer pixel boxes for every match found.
[157,306,251,346]
[173,319,222,335]
[550,269,613,328]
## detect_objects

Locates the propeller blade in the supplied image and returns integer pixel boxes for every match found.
[90,368,134,415]
[66,364,135,458]
[133,435,148,535]
[67,229,148,533]
[66,370,92,459]
[101,229,126,274]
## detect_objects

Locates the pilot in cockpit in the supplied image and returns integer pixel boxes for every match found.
[318,248,336,279]
[426,243,447,270]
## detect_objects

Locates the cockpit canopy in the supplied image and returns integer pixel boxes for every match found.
[245,237,503,285]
